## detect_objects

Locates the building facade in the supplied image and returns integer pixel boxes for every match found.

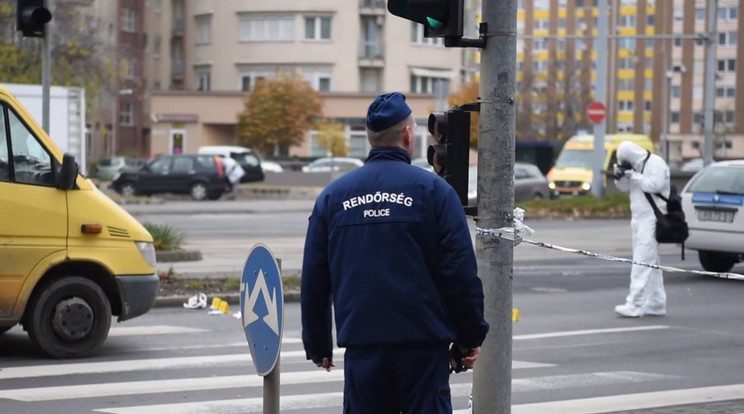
[141,0,465,159]
[467,0,744,163]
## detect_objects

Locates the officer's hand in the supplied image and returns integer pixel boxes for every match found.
[316,357,334,372]
[462,347,480,370]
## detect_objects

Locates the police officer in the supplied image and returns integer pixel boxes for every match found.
[301,92,489,413]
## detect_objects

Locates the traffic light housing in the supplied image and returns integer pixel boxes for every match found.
[387,0,463,39]
[16,0,52,38]
[427,106,471,206]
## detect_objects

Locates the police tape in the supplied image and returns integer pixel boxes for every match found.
[475,226,744,282]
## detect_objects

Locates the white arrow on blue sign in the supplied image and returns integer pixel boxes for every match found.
[241,244,284,376]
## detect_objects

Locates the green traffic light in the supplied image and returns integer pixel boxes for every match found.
[425,17,443,29]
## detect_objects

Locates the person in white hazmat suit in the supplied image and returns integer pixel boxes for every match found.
[220,156,245,200]
[613,141,670,317]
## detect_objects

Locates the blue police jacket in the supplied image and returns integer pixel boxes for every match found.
[301,147,489,364]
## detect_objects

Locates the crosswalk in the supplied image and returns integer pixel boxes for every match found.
[0,324,742,414]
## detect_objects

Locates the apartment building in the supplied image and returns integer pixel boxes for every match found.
[466,0,744,162]
[142,0,464,159]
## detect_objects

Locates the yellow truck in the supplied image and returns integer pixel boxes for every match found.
[0,85,159,358]
[547,133,655,196]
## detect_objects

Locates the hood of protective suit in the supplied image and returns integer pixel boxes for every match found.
[617,141,649,171]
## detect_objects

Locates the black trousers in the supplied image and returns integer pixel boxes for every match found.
[343,344,452,414]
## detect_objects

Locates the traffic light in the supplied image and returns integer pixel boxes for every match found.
[16,0,52,38]
[427,106,471,205]
[387,0,464,39]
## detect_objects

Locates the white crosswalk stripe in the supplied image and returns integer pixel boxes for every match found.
[0,325,732,414]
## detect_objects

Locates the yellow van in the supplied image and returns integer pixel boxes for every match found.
[0,86,158,358]
[547,134,655,196]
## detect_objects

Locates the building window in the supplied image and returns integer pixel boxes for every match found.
[619,14,636,28]
[120,102,134,126]
[620,38,636,50]
[618,100,633,112]
[673,37,682,48]
[671,85,681,98]
[647,14,655,26]
[239,15,294,42]
[693,86,703,100]
[673,8,683,22]
[411,23,443,46]
[671,111,680,123]
[153,36,161,57]
[718,59,736,72]
[124,58,135,78]
[196,70,210,91]
[302,68,332,92]
[692,141,700,149]
[122,8,136,32]
[196,16,211,45]
[305,16,332,41]
[239,70,271,92]
[618,78,634,91]
[695,8,705,21]
[618,58,634,69]
[644,100,651,111]
[410,71,451,110]
[719,6,738,21]
[718,31,737,47]
[533,38,548,51]
[533,19,549,30]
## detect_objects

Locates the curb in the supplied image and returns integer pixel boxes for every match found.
[154,291,301,308]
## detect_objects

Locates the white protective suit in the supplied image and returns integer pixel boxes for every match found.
[613,141,670,317]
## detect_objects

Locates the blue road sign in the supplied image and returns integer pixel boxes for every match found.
[241,244,284,376]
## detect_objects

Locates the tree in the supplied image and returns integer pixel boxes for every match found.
[314,118,348,157]
[0,1,117,112]
[237,73,323,157]
[448,79,479,149]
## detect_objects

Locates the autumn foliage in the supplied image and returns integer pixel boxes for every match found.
[314,118,349,157]
[237,73,323,156]
[448,79,480,149]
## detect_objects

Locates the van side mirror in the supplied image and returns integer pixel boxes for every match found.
[57,153,78,190]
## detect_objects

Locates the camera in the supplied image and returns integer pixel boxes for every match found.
[606,161,633,180]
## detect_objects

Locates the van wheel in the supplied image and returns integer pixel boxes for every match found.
[191,182,208,201]
[698,251,737,273]
[118,181,136,196]
[25,277,111,359]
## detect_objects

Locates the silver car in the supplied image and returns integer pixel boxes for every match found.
[468,162,551,205]
[95,156,128,181]
[680,159,744,272]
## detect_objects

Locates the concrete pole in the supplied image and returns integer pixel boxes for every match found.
[703,0,718,166]
[590,0,608,198]
[42,0,52,133]
[661,56,670,164]
[472,0,516,413]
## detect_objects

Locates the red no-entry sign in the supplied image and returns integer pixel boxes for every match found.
[587,101,606,124]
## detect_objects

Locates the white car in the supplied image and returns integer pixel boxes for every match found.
[680,159,744,272]
[302,157,363,173]
[261,160,284,173]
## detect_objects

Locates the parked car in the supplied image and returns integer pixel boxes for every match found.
[112,154,231,201]
[302,157,364,173]
[261,160,284,173]
[680,159,744,272]
[680,158,705,172]
[197,145,265,183]
[411,157,435,173]
[95,156,129,181]
[468,162,551,205]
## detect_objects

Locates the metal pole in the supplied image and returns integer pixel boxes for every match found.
[263,258,281,414]
[661,57,670,164]
[591,0,608,198]
[42,0,52,133]
[702,0,718,166]
[472,0,515,413]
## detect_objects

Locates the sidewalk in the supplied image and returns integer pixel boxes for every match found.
[124,199,317,216]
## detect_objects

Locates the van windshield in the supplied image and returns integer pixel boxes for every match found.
[555,149,593,168]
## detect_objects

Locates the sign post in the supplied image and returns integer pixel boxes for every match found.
[241,244,284,414]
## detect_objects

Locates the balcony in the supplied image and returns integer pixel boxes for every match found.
[360,0,386,15]
[171,59,184,79]
[359,41,385,67]
[172,17,184,37]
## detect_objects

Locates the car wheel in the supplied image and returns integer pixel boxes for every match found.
[532,192,544,200]
[24,276,111,359]
[698,251,737,273]
[190,182,209,201]
[118,181,136,196]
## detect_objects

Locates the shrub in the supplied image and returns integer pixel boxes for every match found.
[519,192,631,218]
[142,222,185,251]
